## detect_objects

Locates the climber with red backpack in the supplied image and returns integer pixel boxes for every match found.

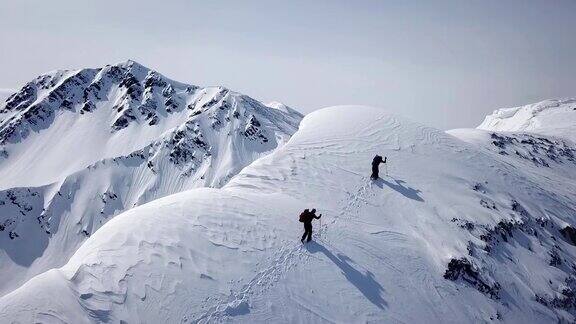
[299,208,322,243]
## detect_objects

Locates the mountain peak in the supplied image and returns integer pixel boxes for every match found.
[0,63,302,187]
[0,63,303,301]
[266,101,303,119]
[115,59,143,68]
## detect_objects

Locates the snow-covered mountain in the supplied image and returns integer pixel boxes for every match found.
[0,60,301,188]
[0,61,302,297]
[477,98,576,142]
[1,101,575,323]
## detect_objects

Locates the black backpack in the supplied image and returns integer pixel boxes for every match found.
[299,209,309,222]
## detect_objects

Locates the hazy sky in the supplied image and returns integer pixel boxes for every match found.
[1,0,575,129]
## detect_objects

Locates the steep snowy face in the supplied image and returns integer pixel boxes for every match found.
[477,98,576,142]
[0,61,302,297]
[0,60,301,188]
[2,106,575,323]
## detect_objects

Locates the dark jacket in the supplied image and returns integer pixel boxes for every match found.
[301,210,321,224]
[372,155,386,167]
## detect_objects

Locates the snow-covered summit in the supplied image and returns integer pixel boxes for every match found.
[477,98,576,142]
[265,101,300,116]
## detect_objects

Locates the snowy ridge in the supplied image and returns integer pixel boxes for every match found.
[477,98,576,142]
[448,128,576,180]
[0,61,302,298]
[1,106,576,323]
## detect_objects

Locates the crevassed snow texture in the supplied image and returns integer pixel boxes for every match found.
[1,105,575,323]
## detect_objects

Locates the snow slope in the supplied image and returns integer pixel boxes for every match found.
[0,61,302,297]
[2,105,576,323]
[478,98,576,142]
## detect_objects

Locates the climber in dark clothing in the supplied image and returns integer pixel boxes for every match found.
[300,208,322,243]
[371,155,387,179]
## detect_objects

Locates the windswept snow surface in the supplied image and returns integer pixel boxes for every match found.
[478,98,576,142]
[2,105,576,323]
[0,61,302,298]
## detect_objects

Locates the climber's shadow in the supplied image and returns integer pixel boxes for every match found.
[305,241,387,309]
[373,177,424,202]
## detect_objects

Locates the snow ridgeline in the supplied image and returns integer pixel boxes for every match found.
[0,61,302,298]
[1,105,575,323]
[477,98,576,142]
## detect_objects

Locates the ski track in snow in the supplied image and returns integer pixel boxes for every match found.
[188,242,307,323]
[189,119,407,322]
[189,174,385,323]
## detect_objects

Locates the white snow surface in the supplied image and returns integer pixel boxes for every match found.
[477,98,576,142]
[0,61,302,298]
[1,105,576,323]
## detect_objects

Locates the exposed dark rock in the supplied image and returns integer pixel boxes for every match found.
[4,83,37,111]
[165,97,179,112]
[61,99,74,110]
[451,218,475,231]
[444,258,500,299]
[162,85,175,97]
[148,115,159,126]
[561,226,576,246]
[511,200,529,217]
[536,277,576,313]
[480,219,521,247]
[480,199,497,210]
[112,116,130,130]
[81,100,96,114]
[472,182,488,193]
[550,250,562,267]
[144,72,167,89]
[490,132,576,167]
[243,115,269,143]
[0,63,229,143]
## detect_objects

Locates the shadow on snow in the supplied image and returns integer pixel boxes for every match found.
[305,240,387,309]
[373,177,424,202]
